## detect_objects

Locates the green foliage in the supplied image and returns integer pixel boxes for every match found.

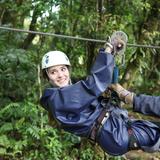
[0,101,78,159]
[0,48,38,106]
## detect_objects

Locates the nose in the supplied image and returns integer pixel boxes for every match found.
[57,70,63,77]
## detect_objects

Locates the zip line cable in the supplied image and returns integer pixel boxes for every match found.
[0,26,160,49]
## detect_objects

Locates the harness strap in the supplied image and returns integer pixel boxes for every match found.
[89,109,109,142]
[128,128,140,150]
[127,121,140,150]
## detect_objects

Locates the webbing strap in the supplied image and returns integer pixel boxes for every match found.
[89,109,109,142]
[127,121,140,150]
[128,128,140,150]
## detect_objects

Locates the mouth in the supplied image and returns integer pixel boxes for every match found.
[58,78,68,84]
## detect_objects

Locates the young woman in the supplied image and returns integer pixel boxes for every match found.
[40,41,160,156]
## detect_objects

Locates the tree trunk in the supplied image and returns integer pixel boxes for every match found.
[86,41,97,73]
[20,8,39,49]
[120,1,160,89]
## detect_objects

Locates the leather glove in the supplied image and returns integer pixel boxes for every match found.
[109,83,134,104]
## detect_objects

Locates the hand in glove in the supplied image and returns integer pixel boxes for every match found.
[109,83,134,104]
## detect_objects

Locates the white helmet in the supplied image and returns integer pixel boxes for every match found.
[41,51,71,69]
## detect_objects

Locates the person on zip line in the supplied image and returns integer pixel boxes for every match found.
[40,33,160,156]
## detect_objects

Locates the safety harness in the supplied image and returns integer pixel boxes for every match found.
[110,32,141,150]
[89,31,142,150]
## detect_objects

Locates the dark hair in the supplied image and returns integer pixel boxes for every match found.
[42,70,49,81]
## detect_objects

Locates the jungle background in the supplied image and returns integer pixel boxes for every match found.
[0,0,160,160]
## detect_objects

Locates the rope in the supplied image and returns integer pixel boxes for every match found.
[0,26,160,49]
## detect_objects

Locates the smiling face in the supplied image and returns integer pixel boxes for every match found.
[47,65,70,88]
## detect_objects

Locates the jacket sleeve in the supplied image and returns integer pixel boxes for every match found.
[133,94,160,117]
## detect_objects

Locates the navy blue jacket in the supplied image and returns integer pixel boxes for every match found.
[134,95,160,117]
[40,49,160,156]
[40,49,114,137]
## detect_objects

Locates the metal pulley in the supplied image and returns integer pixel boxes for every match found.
[110,31,128,56]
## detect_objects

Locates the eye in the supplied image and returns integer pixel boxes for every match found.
[48,69,56,75]
[61,66,67,72]
[51,71,56,74]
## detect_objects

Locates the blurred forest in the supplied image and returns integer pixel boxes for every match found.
[0,0,160,160]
